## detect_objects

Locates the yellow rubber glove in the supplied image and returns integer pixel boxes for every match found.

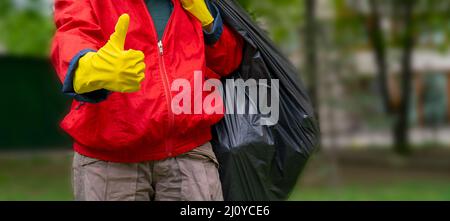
[180,0,214,27]
[74,14,146,94]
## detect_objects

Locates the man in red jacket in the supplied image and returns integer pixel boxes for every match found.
[51,0,243,201]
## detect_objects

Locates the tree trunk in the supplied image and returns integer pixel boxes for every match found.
[394,0,416,155]
[367,0,391,114]
[304,0,319,116]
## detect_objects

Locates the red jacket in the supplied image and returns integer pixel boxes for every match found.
[51,0,243,162]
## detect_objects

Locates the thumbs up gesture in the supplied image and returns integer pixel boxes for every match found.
[74,14,146,94]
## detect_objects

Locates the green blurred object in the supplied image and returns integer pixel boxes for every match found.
[409,87,418,126]
[423,74,448,126]
[0,56,70,149]
[0,0,54,57]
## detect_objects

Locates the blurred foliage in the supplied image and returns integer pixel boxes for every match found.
[238,0,303,50]
[0,0,54,57]
[334,0,450,51]
[330,0,450,132]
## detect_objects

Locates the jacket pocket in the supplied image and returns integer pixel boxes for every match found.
[61,95,148,151]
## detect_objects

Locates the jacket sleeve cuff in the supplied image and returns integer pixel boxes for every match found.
[204,1,224,45]
[62,49,110,104]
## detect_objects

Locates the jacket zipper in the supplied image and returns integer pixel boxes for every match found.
[140,0,176,155]
[158,40,175,155]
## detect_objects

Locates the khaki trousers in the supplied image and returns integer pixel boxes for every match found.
[72,142,223,201]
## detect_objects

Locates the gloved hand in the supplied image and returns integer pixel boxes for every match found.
[74,14,146,94]
[180,0,214,27]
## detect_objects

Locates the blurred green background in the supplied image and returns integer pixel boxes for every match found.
[1,0,450,201]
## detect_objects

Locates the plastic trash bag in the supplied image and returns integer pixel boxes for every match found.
[210,0,320,201]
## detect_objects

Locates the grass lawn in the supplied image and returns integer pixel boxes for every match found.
[289,150,450,201]
[0,152,72,201]
[289,181,450,201]
[0,151,449,201]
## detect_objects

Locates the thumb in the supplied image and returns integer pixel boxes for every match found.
[109,14,130,50]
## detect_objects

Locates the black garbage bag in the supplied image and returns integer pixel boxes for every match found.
[210,0,320,201]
